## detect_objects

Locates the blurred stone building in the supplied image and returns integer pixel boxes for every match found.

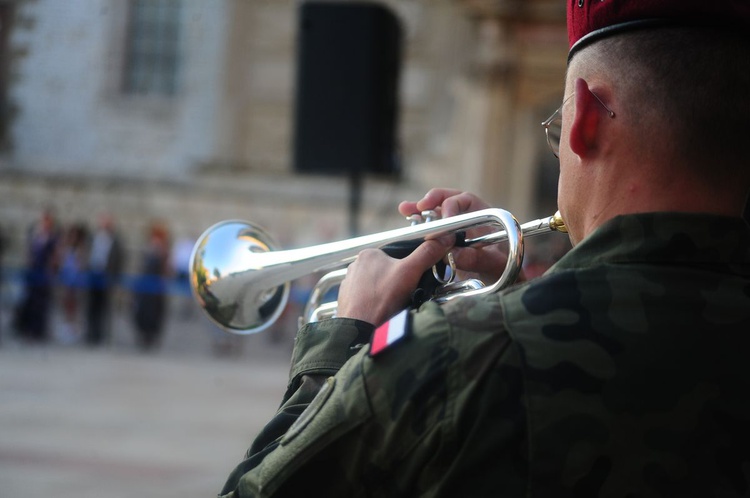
[0,0,568,278]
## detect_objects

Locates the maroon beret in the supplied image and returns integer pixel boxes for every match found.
[568,0,750,60]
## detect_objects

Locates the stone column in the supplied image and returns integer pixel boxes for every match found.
[470,17,517,206]
[449,0,566,217]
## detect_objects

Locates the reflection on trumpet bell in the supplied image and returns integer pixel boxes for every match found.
[190,208,567,335]
[190,223,291,333]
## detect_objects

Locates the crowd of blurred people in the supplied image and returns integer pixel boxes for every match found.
[8,209,186,352]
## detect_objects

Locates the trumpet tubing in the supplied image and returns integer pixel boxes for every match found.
[190,209,567,335]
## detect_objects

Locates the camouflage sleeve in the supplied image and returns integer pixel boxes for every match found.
[219,318,373,496]
[220,299,529,497]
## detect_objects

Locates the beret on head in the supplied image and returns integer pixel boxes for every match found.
[568,0,750,61]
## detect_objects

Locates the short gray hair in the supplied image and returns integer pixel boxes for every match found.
[571,28,750,187]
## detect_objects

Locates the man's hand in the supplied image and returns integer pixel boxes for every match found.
[398,188,491,220]
[336,237,451,327]
[335,188,516,327]
[399,189,512,285]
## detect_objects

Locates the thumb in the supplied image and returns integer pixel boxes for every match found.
[402,238,451,279]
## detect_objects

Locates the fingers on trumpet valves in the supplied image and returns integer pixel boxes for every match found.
[406,210,440,226]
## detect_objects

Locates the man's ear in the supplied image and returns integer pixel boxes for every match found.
[568,78,602,157]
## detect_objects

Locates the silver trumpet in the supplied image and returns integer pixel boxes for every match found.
[190,208,567,335]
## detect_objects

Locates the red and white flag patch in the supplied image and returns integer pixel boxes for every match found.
[369,309,411,357]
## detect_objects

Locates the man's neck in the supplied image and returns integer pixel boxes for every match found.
[577,160,744,243]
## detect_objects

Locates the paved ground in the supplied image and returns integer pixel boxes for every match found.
[0,296,297,498]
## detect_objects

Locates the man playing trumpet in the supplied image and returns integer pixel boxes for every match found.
[220,0,750,496]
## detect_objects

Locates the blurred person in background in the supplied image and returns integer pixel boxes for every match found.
[170,233,196,320]
[85,213,124,346]
[13,208,60,343]
[218,0,750,496]
[56,222,90,344]
[132,221,170,351]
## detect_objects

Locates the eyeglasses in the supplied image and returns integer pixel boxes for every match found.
[541,91,616,158]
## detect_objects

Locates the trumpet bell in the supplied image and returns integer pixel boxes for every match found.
[190,220,290,334]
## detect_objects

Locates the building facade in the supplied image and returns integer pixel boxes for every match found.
[0,0,568,283]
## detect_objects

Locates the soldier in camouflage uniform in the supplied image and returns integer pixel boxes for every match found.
[220,1,750,496]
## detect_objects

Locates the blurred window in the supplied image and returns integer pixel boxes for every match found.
[122,0,181,96]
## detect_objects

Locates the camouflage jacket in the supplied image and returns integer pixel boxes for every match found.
[220,212,750,497]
